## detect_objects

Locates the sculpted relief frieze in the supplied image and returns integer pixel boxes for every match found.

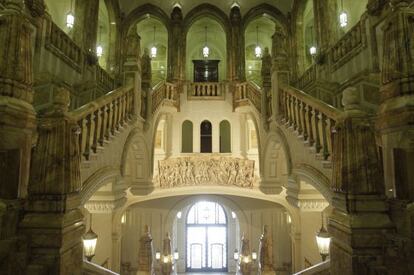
[156,155,256,188]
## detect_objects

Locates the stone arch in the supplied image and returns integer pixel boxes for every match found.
[80,166,120,204]
[292,164,333,203]
[122,3,171,37]
[163,195,248,239]
[291,0,314,75]
[120,128,152,195]
[242,3,288,31]
[183,4,231,80]
[183,4,230,34]
[261,129,293,178]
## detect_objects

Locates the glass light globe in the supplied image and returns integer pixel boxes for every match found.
[309,46,317,56]
[96,45,103,57]
[255,45,262,58]
[83,229,98,261]
[151,46,157,58]
[233,249,239,261]
[316,227,331,261]
[339,11,348,28]
[66,12,74,28]
[203,45,209,58]
[174,250,179,260]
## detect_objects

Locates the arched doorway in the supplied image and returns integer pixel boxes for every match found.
[186,201,228,272]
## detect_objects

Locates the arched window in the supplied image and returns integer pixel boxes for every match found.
[182,120,193,153]
[186,201,227,272]
[219,120,231,153]
[200,120,212,153]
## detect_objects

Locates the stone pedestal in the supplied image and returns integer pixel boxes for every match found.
[136,225,153,275]
[329,87,393,275]
[20,87,84,274]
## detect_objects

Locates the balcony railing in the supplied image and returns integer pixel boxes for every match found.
[96,65,115,92]
[152,81,179,114]
[234,82,262,113]
[279,85,341,160]
[189,82,224,100]
[70,85,135,160]
[296,64,317,90]
[330,18,367,71]
[45,19,82,71]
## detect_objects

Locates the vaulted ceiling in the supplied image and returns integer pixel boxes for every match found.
[118,0,294,17]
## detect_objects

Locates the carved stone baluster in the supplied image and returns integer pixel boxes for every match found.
[302,102,308,141]
[99,104,108,145]
[92,109,101,153]
[321,113,329,160]
[79,118,88,158]
[113,97,120,131]
[292,97,298,130]
[106,102,113,137]
[287,94,293,126]
[117,96,123,128]
[297,100,303,136]
[307,106,315,146]
[313,109,322,153]
[84,113,94,160]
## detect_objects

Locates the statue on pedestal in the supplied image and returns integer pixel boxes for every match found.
[259,225,275,274]
[137,225,153,275]
[162,232,173,275]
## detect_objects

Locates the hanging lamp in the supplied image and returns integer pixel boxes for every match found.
[309,26,317,56]
[255,25,262,58]
[151,25,157,58]
[96,26,103,57]
[315,213,331,261]
[66,0,75,28]
[83,214,98,261]
[203,26,210,58]
[339,0,348,28]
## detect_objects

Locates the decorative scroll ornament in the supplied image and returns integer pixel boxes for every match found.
[157,156,256,188]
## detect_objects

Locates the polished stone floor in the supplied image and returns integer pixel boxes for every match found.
[179,273,232,275]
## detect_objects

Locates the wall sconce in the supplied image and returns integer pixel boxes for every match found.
[155,251,161,260]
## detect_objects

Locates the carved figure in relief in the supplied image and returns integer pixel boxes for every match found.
[259,225,273,272]
[157,156,255,188]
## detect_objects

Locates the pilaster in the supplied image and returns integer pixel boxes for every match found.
[0,3,37,200]
[229,5,245,81]
[123,32,142,119]
[168,7,184,82]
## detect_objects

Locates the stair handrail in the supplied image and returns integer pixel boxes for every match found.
[151,81,179,114]
[70,85,135,160]
[234,81,262,113]
[279,84,342,160]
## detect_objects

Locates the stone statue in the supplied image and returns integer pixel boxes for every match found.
[141,48,152,89]
[126,32,141,59]
[261,47,272,87]
[137,225,153,274]
[259,225,274,273]
[241,233,250,257]
[161,232,173,275]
